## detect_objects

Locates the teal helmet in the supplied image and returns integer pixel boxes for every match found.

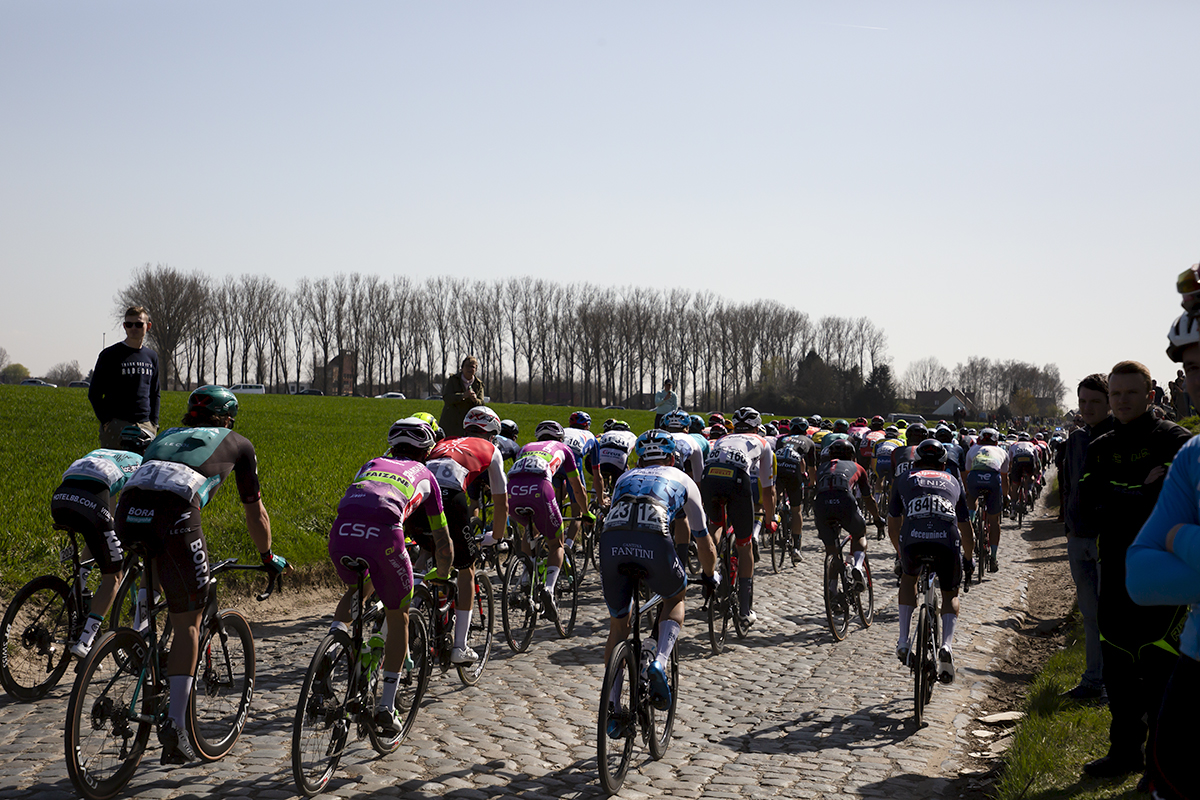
[186,385,238,421]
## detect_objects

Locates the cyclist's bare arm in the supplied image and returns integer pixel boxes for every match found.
[245,498,273,555]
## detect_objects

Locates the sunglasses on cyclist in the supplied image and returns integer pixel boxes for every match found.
[123,321,145,329]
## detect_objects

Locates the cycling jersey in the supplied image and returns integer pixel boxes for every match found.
[427,436,507,495]
[510,440,579,480]
[819,432,850,457]
[124,426,260,508]
[890,467,969,590]
[705,433,774,486]
[60,449,143,494]
[52,449,144,574]
[687,432,711,460]
[811,429,831,447]
[812,457,872,548]
[669,431,703,479]
[873,437,903,478]
[330,457,446,610]
[965,444,1010,474]
[495,435,521,463]
[859,430,886,461]
[562,428,598,472]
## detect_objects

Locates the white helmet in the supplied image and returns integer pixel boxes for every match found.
[1167,312,1200,362]
[463,406,501,436]
[732,407,762,431]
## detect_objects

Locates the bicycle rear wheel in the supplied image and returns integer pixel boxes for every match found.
[292,630,351,796]
[369,610,431,751]
[771,513,789,572]
[457,573,494,686]
[855,555,875,628]
[647,646,678,760]
[66,628,154,800]
[501,554,537,653]
[913,603,927,726]
[725,540,745,640]
[553,551,579,638]
[1,574,76,701]
[823,554,851,641]
[597,640,636,795]
[190,609,254,761]
[706,575,728,656]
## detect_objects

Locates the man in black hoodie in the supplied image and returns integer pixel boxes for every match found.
[1078,361,1190,783]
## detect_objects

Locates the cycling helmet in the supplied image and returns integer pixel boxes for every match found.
[968,428,978,436]
[905,423,930,445]
[569,410,592,429]
[979,428,999,443]
[915,439,948,465]
[689,414,706,433]
[884,425,899,437]
[186,385,238,422]
[833,419,850,434]
[500,419,519,440]
[604,418,631,433]
[935,426,954,443]
[776,419,791,435]
[870,416,885,430]
[388,417,436,454]
[535,420,565,441]
[462,406,501,436]
[709,423,727,440]
[895,419,909,429]
[764,423,779,437]
[732,406,762,431]
[708,413,726,427]
[808,415,822,426]
[663,409,691,431]
[791,417,809,432]
[1018,431,1031,441]
[826,439,856,460]
[411,410,445,441]
[635,429,677,462]
[119,425,154,455]
[853,417,868,427]
[821,419,834,430]
[1167,311,1200,361]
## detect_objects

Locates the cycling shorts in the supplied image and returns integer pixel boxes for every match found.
[813,492,867,549]
[598,529,687,619]
[700,465,754,545]
[899,540,963,591]
[51,481,123,575]
[507,473,565,540]
[116,488,210,614]
[1010,458,1035,485]
[775,473,805,508]
[404,487,479,570]
[965,470,1003,515]
[875,455,893,477]
[598,462,627,486]
[328,514,413,610]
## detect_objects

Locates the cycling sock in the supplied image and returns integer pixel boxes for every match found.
[454,609,472,650]
[330,620,349,635]
[852,551,866,571]
[168,675,194,728]
[545,566,560,591]
[379,670,400,711]
[941,614,957,649]
[655,620,681,667]
[564,538,574,551]
[990,545,999,560]
[898,604,915,647]
[78,613,104,647]
[739,577,753,613]
[134,588,149,630]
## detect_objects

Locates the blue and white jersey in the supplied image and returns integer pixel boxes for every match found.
[607,464,707,538]
[562,428,597,469]
[669,431,703,477]
[62,449,144,494]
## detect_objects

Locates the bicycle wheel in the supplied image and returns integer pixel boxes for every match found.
[369,610,430,752]
[726,540,746,640]
[597,640,636,795]
[553,551,579,639]
[292,630,352,796]
[855,555,875,628]
[924,597,940,706]
[647,645,679,760]
[706,570,728,656]
[457,572,494,686]
[772,513,790,572]
[501,555,537,653]
[190,609,254,760]
[913,603,928,726]
[1,574,76,701]
[822,554,851,642]
[65,628,154,800]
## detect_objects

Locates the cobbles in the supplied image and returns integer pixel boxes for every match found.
[1,499,1049,799]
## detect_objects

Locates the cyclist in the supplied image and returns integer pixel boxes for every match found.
[55,434,145,659]
[115,385,289,764]
[700,406,775,629]
[813,439,881,594]
[590,419,637,506]
[662,410,704,481]
[1007,432,1039,517]
[873,425,904,486]
[858,416,887,471]
[411,411,446,442]
[563,411,603,539]
[414,405,508,666]
[327,418,453,735]
[508,420,593,623]
[599,429,718,723]
[774,420,815,562]
[819,419,852,456]
[964,428,1010,573]
[935,426,964,474]
[496,419,522,464]
[887,439,975,684]
[687,415,711,460]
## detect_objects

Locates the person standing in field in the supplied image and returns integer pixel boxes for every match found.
[89,306,160,449]
[653,378,678,429]
[439,356,485,438]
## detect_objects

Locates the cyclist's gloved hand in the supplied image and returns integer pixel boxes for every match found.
[260,550,289,574]
[583,509,596,524]
[701,569,720,596]
[424,566,452,582]
[480,530,500,547]
[767,520,778,534]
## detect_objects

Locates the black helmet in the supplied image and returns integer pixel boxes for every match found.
[186,385,238,423]
[905,424,930,446]
[827,439,856,460]
[764,423,778,437]
[119,425,154,455]
[915,439,948,465]
[833,419,850,434]
[935,426,954,443]
[500,419,519,440]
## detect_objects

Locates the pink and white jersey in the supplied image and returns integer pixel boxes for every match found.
[509,440,579,480]
[706,432,775,486]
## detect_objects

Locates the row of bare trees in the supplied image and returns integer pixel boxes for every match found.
[901,355,1067,412]
[115,264,896,410]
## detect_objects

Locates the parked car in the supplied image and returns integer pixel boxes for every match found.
[228,383,266,394]
[296,388,324,396]
[68,380,91,388]
[603,405,625,410]
[375,391,406,399]
[886,413,926,425]
[20,378,57,388]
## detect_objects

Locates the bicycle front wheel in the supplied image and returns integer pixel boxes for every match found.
[292,630,352,796]
[823,555,851,642]
[65,629,153,800]
[855,556,875,628]
[369,610,431,751]
[913,604,928,726]
[190,609,255,761]
[457,573,495,687]
[1,574,76,701]
[501,555,537,653]
[553,551,579,639]
[597,640,636,795]
[647,646,678,760]
[726,541,746,640]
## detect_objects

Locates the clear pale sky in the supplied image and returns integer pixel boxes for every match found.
[3,2,1197,405]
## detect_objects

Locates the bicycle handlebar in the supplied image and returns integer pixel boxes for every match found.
[210,558,283,602]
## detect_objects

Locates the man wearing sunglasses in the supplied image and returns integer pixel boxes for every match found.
[89,306,160,448]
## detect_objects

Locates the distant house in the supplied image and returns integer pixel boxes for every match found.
[914,387,979,418]
[326,351,357,396]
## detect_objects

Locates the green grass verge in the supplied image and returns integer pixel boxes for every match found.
[994,617,1143,800]
[0,386,657,590]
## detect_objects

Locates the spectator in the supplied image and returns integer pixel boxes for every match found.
[438,356,485,438]
[88,306,160,448]
[1059,373,1113,700]
[1170,369,1190,419]
[1078,360,1190,785]
[653,378,678,429]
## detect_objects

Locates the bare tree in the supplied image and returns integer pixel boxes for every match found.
[46,361,83,385]
[116,263,208,389]
[902,356,952,395]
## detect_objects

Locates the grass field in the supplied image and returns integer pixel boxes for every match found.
[0,385,662,591]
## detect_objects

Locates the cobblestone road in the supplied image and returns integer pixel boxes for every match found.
[0,493,1052,800]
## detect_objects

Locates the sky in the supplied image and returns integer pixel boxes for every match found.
[3,2,1198,405]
